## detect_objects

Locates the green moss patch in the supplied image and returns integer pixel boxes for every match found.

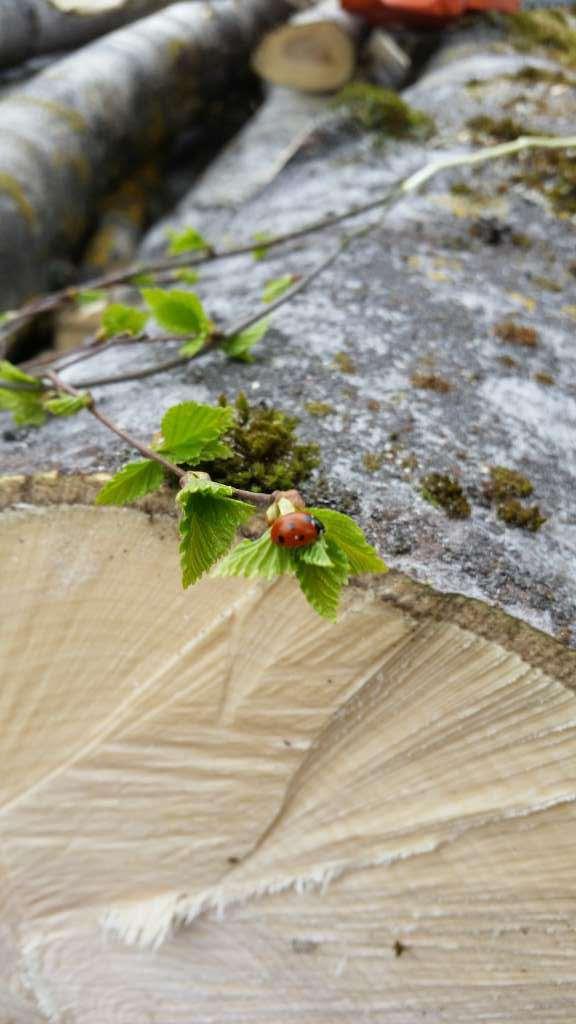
[485,465,534,502]
[497,498,547,532]
[334,83,435,139]
[198,392,320,492]
[421,473,471,519]
[506,10,576,69]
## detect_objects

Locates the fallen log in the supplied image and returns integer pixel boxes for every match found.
[0,0,293,313]
[0,0,178,69]
[252,0,366,92]
[1,19,576,1023]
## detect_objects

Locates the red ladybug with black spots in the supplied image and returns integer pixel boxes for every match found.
[270,512,325,549]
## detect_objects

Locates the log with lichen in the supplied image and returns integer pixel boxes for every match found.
[0,0,293,313]
[0,0,180,70]
[1,19,576,1024]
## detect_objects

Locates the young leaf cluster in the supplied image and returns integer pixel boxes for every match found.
[95,400,233,506]
[0,361,90,426]
[215,508,387,621]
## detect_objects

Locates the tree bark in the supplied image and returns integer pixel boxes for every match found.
[1,21,576,1023]
[0,0,293,312]
[0,0,178,69]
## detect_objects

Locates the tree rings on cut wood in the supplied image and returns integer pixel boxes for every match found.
[252,0,365,93]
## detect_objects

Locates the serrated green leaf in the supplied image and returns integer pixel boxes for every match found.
[294,539,349,621]
[262,274,296,303]
[252,231,272,261]
[167,227,210,256]
[101,303,148,339]
[212,529,294,580]
[44,393,90,417]
[132,272,155,287]
[141,288,209,337]
[0,360,41,386]
[158,401,234,463]
[175,269,200,285]
[0,362,45,425]
[178,479,255,587]
[95,460,165,506]
[308,507,388,574]
[75,289,106,306]
[179,334,208,358]
[294,535,334,567]
[223,317,270,362]
[0,387,46,426]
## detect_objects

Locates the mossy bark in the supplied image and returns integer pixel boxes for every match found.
[0,0,176,70]
[0,0,293,311]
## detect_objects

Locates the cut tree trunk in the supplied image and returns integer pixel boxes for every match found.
[1,21,576,1024]
[0,0,178,70]
[251,0,366,92]
[0,0,293,313]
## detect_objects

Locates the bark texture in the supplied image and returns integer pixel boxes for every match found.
[0,0,293,311]
[0,0,176,69]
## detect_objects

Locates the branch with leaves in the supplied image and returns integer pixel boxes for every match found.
[2,367,387,620]
[2,132,576,619]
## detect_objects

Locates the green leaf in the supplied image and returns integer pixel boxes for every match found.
[158,401,234,463]
[95,460,165,506]
[262,274,296,303]
[294,535,334,567]
[132,272,155,287]
[0,360,41,386]
[179,334,207,358]
[167,227,210,256]
[0,311,14,326]
[294,539,349,622]
[252,231,272,261]
[223,317,270,362]
[175,269,200,285]
[0,362,45,425]
[44,393,90,417]
[308,507,388,574]
[141,288,210,337]
[0,387,46,426]
[75,289,106,306]
[101,303,147,339]
[177,478,255,587]
[212,529,294,580]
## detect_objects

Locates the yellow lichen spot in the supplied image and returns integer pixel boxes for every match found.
[11,96,87,132]
[506,291,537,312]
[428,270,449,283]
[434,193,509,220]
[0,173,35,227]
[407,255,421,270]
[561,305,576,321]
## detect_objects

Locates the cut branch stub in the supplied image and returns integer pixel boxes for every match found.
[251,0,365,92]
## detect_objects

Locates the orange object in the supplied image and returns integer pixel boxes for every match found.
[342,0,519,28]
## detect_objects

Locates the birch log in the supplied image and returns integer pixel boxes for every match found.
[252,0,366,92]
[1,23,576,1024]
[0,0,178,69]
[0,0,293,312]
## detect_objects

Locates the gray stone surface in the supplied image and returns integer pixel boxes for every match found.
[2,26,575,643]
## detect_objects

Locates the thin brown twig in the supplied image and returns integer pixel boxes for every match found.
[2,184,403,335]
[46,370,186,480]
[65,217,383,390]
[44,371,274,508]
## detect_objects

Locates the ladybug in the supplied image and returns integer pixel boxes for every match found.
[270,512,325,549]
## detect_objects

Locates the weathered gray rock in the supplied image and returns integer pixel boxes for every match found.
[2,24,575,645]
